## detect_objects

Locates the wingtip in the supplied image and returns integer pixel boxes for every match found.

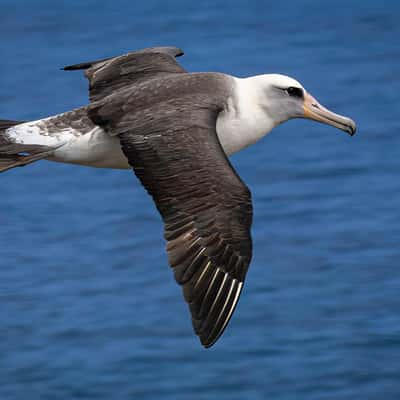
[199,327,225,349]
[62,65,77,71]
[200,337,218,349]
[62,62,93,71]
[199,324,225,348]
[176,48,184,57]
[197,280,245,349]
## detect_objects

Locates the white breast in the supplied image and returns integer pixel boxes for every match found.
[216,77,275,156]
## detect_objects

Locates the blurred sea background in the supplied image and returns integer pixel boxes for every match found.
[1,0,399,399]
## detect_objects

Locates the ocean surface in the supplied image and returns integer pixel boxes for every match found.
[1,1,399,399]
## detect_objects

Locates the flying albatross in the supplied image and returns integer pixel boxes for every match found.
[0,46,356,347]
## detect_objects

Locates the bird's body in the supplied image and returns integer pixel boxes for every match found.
[3,72,288,168]
[0,47,356,347]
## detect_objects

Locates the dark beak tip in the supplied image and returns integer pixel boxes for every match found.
[348,122,357,136]
[347,127,356,136]
[343,118,357,136]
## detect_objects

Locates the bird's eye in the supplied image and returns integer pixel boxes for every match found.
[286,87,303,98]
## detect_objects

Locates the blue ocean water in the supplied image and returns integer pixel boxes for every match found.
[1,0,399,398]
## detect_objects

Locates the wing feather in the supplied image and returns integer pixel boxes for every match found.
[78,52,253,347]
[64,46,186,101]
[116,116,253,347]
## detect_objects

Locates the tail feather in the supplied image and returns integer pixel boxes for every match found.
[0,150,54,173]
[0,119,53,173]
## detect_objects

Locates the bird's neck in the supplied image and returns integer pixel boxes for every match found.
[216,76,275,156]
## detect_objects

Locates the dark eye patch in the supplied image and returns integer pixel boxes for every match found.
[286,87,303,98]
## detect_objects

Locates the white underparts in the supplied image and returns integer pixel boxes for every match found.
[216,77,275,155]
[48,128,130,169]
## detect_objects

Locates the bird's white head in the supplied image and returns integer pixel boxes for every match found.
[253,73,356,135]
[218,73,356,155]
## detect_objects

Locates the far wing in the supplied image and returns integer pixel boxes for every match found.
[63,46,186,101]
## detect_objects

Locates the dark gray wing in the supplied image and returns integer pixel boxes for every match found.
[68,46,253,346]
[90,95,253,348]
[63,46,185,101]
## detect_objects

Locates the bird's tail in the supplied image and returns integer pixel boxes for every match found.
[0,119,53,173]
